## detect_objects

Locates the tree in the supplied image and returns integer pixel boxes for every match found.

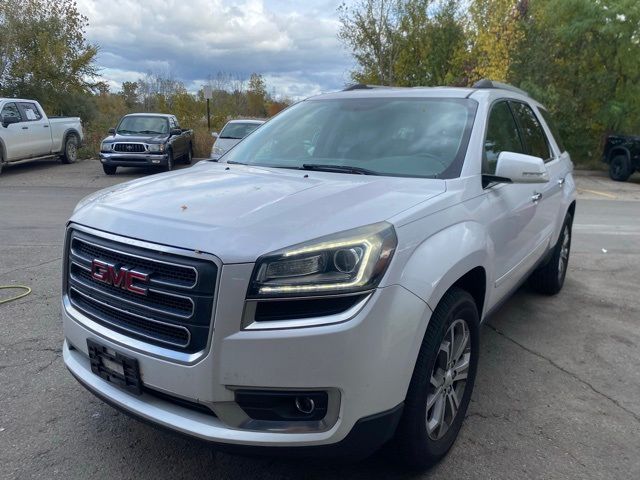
[468,0,526,82]
[510,0,640,164]
[120,81,139,109]
[338,0,404,85]
[0,0,99,114]
[394,0,468,86]
[247,73,267,117]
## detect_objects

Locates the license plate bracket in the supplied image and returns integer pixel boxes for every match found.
[87,339,142,395]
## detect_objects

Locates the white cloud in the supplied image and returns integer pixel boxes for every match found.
[77,0,354,98]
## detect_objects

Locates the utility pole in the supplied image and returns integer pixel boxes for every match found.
[204,85,213,131]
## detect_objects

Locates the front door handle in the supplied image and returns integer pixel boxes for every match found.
[21,126,28,130]
[531,192,543,203]
[44,124,50,128]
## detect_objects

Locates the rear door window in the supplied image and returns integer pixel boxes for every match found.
[483,101,525,174]
[510,101,553,161]
[18,102,43,122]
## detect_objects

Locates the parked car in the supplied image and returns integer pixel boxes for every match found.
[602,134,640,181]
[0,98,83,175]
[210,119,264,160]
[62,81,575,467]
[99,113,193,175]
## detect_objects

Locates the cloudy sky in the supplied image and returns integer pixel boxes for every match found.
[76,0,355,99]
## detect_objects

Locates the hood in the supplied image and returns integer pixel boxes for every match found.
[103,133,168,144]
[71,163,446,263]
[213,137,241,153]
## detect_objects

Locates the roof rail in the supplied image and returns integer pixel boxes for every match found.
[472,79,529,97]
[342,83,392,91]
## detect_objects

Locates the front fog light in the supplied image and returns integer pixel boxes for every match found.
[249,222,397,298]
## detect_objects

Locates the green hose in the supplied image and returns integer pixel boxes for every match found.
[0,285,32,305]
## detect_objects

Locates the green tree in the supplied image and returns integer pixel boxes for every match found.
[394,0,468,86]
[510,0,640,164]
[120,81,139,109]
[338,0,404,85]
[247,73,267,117]
[0,0,99,113]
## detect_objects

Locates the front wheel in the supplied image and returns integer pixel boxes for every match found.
[529,213,572,295]
[164,150,174,171]
[184,145,193,164]
[102,165,117,175]
[609,154,633,182]
[61,135,79,164]
[0,151,5,175]
[392,288,479,469]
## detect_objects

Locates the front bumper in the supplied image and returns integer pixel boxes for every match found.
[63,263,431,451]
[99,152,168,167]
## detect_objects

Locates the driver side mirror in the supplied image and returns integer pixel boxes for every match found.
[211,131,219,138]
[170,128,182,136]
[108,128,116,135]
[1,115,20,128]
[494,151,549,184]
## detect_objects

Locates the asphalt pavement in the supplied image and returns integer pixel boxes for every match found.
[0,159,639,479]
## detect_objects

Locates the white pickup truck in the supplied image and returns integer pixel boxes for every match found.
[0,98,83,175]
[62,81,576,467]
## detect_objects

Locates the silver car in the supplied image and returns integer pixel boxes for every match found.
[210,119,264,160]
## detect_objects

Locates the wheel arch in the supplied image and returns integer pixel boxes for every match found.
[607,146,631,163]
[394,221,492,319]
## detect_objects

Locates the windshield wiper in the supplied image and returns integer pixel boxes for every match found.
[302,164,379,176]
[220,136,242,139]
[138,130,163,134]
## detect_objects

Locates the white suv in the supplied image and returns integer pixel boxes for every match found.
[62,81,576,467]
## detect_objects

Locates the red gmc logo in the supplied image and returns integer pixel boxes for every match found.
[91,259,149,296]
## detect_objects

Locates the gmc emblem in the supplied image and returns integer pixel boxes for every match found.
[91,259,149,296]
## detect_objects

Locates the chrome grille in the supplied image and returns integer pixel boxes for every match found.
[66,229,217,353]
[114,143,146,153]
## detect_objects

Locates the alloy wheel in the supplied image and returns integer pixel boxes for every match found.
[426,318,471,440]
[558,225,570,282]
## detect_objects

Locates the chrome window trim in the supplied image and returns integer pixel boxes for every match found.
[64,223,221,365]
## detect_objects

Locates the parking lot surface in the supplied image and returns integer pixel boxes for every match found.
[1,159,639,479]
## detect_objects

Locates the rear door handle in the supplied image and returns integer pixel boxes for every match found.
[21,126,28,130]
[531,192,542,203]
[44,124,49,128]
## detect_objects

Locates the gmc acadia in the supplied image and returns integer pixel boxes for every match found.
[62,81,576,467]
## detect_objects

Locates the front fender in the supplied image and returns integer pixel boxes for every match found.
[389,221,492,315]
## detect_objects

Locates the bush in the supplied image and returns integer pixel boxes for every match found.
[192,126,215,159]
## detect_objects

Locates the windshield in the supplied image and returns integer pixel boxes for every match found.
[221,97,477,178]
[220,122,262,139]
[117,116,169,135]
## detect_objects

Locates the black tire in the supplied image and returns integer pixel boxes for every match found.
[164,150,174,171]
[609,154,633,182]
[0,150,4,175]
[392,287,480,469]
[61,135,79,164]
[529,213,573,295]
[103,165,117,175]
[184,145,193,164]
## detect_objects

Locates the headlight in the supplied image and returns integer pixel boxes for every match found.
[248,222,397,298]
[212,145,225,155]
[100,142,112,152]
[147,143,165,153]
